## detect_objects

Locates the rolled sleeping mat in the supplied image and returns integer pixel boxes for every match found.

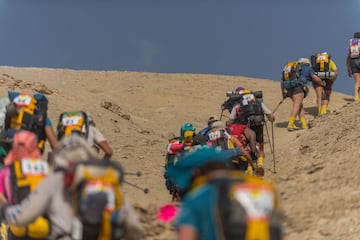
[315,71,335,80]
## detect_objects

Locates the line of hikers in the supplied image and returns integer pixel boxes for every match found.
[0,91,144,239]
[281,32,360,131]
[161,32,360,238]
[163,86,284,239]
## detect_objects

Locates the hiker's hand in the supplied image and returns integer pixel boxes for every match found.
[282,91,287,99]
[322,80,326,87]
[267,114,275,122]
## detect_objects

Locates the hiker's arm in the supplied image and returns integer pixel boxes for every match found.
[311,74,325,86]
[346,50,352,77]
[97,140,113,160]
[261,102,275,122]
[45,125,58,150]
[0,179,51,226]
[330,61,338,80]
[92,126,113,160]
[178,226,197,240]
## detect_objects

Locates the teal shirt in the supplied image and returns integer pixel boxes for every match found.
[176,184,220,240]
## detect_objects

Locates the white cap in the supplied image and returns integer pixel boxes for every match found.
[298,58,311,65]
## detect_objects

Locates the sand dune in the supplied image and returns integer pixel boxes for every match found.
[0,66,356,239]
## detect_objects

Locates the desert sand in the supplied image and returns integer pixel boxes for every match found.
[0,66,358,240]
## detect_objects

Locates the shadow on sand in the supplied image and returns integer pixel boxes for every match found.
[304,106,318,118]
[343,97,355,102]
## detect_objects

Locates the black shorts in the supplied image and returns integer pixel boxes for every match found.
[350,57,360,74]
[251,125,264,144]
[286,85,304,97]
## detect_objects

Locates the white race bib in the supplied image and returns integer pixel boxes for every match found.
[84,181,116,212]
[208,130,221,141]
[21,158,49,176]
[13,94,33,107]
[62,115,83,126]
[233,183,274,219]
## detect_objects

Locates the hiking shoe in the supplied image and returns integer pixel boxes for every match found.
[355,94,360,101]
[320,105,327,115]
[287,123,299,131]
[301,123,308,129]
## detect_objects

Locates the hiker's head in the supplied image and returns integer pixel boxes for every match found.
[298,57,311,66]
[4,130,42,166]
[211,120,225,130]
[52,135,97,172]
[207,115,219,125]
[166,147,233,192]
[235,86,244,93]
[235,87,251,95]
[180,123,196,143]
[192,134,207,146]
[354,32,360,39]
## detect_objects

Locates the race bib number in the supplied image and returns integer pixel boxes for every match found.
[316,55,327,61]
[21,159,49,176]
[62,115,83,126]
[233,183,274,220]
[13,94,33,107]
[350,38,360,58]
[84,181,116,212]
[208,130,221,141]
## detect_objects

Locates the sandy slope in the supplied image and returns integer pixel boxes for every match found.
[0,66,356,239]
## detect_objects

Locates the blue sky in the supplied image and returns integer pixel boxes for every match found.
[0,0,358,95]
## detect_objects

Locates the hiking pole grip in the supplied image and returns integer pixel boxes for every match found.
[123,180,149,194]
[124,171,142,177]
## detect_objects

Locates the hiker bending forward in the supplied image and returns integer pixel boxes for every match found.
[0,136,143,240]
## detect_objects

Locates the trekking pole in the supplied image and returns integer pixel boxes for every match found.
[265,120,276,174]
[264,121,273,155]
[271,120,276,173]
[123,180,149,194]
[219,109,224,121]
[272,97,286,114]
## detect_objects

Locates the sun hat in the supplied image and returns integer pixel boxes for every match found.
[4,130,42,166]
[235,86,245,92]
[298,58,311,65]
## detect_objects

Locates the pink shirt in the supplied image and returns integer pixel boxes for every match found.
[0,167,13,203]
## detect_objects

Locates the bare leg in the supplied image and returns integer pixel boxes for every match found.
[354,73,360,100]
[291,92,305,117]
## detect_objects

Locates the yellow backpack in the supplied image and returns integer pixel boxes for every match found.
[5,92,49,152]
[69,160,124,240]
[215,173,282,240]
[282,61,302,89]
[282,61,300,81]
[9,158,50,239]
[311,52,331,72]
[57,111,91,140]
